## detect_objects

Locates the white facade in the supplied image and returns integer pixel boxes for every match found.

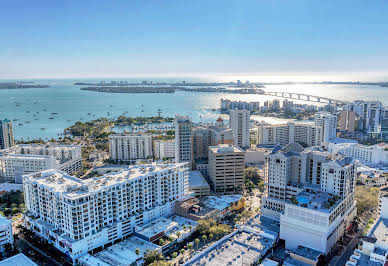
[314,112,337,142]
[23,163,189,262]
[174,115,192,169]
[109,133,153,162]
[0,144,82,183]
[153,139,175,159]
[327,142,388,166]
[0,119,14,150]
[0,215,13,249]
[262,143,357,254]
[229,109,250,149]
[256,122,322,147]
[346,100,384,135]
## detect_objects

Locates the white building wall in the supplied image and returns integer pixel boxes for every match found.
[0,215,13,248]
[229,109,250,149]
[109,134,153,161]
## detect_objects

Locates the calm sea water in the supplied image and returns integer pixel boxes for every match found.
[0,79,387,140]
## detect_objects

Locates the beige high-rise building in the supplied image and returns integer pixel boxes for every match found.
[208,144,245,193]
[339,111,356,132]
[229,109,250,149]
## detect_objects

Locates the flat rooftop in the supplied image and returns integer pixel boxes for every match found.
[293,245,322,261]
[0,215,12,227]
[136,215,197,240]
[245,215,280,236]
[200,195,243,211]
[23,163,187,199]
[185,229,275,266]
[0,254,38,266]
[188,171,210,189]
[79,236,159,266]
[209,144,243,154]
[369,217,388,245]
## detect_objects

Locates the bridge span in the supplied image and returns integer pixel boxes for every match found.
[263,91,349,105]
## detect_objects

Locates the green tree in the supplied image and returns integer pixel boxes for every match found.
[189,225,192,231]
[144,250,164,265]
[180,248,185,255]
[188,243,193,250]
[159,238,165,246]
[202,235,207,242]
[195,238,200,246]
[135,248,140,256]
[171,252,177,259]
[209,233,214,241]
[355,186,379,216]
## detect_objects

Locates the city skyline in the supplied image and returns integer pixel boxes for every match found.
[1,1,388,80]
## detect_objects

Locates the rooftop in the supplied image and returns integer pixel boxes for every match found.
[293,245,322,261]
[286,189,342,213]
[136,215,197,240]
[184,229,275,266]
[200,195,243,211]
[209,144,243,154]
[0,254,38,266]
[0,215,12,227]
[24,163,187,199]
[188,171,209,189]
[78,236,159,266]
[369,218,388,245]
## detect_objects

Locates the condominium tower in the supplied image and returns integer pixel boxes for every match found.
[109,133,153,162]
[175,115,193,169]
[314,112,337,142]
[0,143,82,183]
[229,109,250,149]
[23,163,189,262]
[0,119,14,150]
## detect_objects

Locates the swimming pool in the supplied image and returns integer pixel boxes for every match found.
[297,196,309,204]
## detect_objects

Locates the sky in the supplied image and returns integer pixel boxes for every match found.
[1,0,388,81]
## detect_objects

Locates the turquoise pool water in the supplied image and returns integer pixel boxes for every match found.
[297,196,309,204]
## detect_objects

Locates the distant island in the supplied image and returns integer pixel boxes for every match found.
[81,86,265,94]
[0,82,49,89]
[81,86,176,93]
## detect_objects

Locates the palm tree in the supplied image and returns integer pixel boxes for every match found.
[180,248,185,255]
[209,233,214,241]
[135,248,140,255]
[188,243,193,250]
[176,231,181,238]
[202,234,207,243]
[195,238,200,247]
[183,225,187,231]
[189,225,192,231]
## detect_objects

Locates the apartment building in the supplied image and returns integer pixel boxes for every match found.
[0,143,82,183]
[256,122,322,147]
[339,111,357,132]
[0,215,13,250]
[314,112,337,143]
[153,139,175,160]
[208,144,245,193]
[261,143,357,254]
[175,115,193,169]
[229,109,250,149]
[0,119,14,150]
[327,142,388,166]
[109,133,153,162]
[23,163,189,262]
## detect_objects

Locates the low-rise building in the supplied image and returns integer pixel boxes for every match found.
[188,171,210,197]
[0,254,37,266]
[184,227,276,266]
[283,245,322,266]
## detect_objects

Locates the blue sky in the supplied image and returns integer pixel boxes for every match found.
[1,0,388,80]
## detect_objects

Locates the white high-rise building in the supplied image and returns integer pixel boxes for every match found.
[175,115,193,169]
[255,122,322,147]
[327,142,388,166]
[229,109,250,149]
[0,144,82,183]
[314,112,337,142]
[153,139,175,159]
[346,100,384,135]
[0,119,14,150]
[23,163,189,262]
[262,143,357,254]
[109,133,153,162]
[0,215,13,249]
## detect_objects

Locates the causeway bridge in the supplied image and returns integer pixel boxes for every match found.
[263,91,349,105]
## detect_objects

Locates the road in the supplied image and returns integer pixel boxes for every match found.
[329,231,361,266]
